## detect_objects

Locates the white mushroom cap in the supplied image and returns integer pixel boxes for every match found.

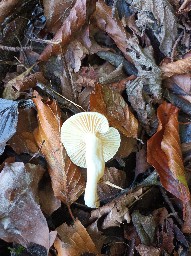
[61,112,120,168]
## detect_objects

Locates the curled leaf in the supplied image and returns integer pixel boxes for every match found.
[147,101,190,205]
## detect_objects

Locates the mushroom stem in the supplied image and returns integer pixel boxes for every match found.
[84,133,105,208]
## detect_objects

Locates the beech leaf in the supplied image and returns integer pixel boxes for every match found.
[90,84,138,138]
[39,0,96,62]
[147,101,190,205]
[33,91,85,205]
[0,98,18,155]
[55,220,99,255]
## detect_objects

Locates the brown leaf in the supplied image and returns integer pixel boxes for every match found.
[179,0,191,12]
[55,220,99,255]
[0,162,51,251]
[98,167,127,201]
[9,108,38,154]
[161,57,191,78]
[43,0,75,33]
[0,0,21,23]
[39,0,96,62]
[147,101,190,205]
[33,91,85,205]
[93,0,132,62]
[136,245,161,256]
[90,84,138,138]
[90,188,143,229]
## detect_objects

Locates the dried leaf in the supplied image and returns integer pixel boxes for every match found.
[98,167,126,201]
[55,220,99,255]
[179,0,191,13]
[33,91,85,205]
[0,99,18,155]
[9,108,38,154]
[0,0,21,23]
[90,188,143,229]
[147,101,190,205]
[0,162,51,252]
[161,57,191,78]
[136,244,161,256]
[132,210,156,245]
[43,0,75,33]
[93,0,132,62]
[131,0,178,56]
[90,84,138,138]
[39,0,96,62]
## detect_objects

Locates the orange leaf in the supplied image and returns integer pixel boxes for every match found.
[39,0,96,62]
[90,84,138,138]
[33,91,85,205]
[161,57,191,78]
[147,101,190,204]
[55,220,99,256]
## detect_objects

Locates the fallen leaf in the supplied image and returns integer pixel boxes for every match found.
[161,57,191,78]
[0,99,18,155]
[0,0,21,23]
[132,210,156,245]
[90,188,143,229]
[130,0,178,56]
[90,84,138,138]
[98,167,126,202]
[147,101,190,206]
[43,0,75,33]
[9,108,38,155]
[33,91,85,205]
[39,0,96,62]
[179,0,191,12]
[55,220,99,255]
[0,162,51,253]
[136,244,161,256]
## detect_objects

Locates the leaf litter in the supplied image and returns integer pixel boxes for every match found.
[1,0,191,255]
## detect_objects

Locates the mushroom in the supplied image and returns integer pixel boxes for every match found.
[61,112,120,208]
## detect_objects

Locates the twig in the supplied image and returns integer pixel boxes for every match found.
[0,45,32,52]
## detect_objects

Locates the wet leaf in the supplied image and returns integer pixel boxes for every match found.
[33,91,85,205]
[0,98,18,155]
[0,162,52,252]
[136,244,161,256]
[147,101,190,205]
[55,220,99,255]
[39,0,96,62]
[90,84,138,138]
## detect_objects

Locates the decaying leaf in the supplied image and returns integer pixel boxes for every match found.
[0,98,18,155]
[33,91,85,205]
[9,108,38,154]
[55,220,99,255]
[0,0,21,23]
[130,0,178,56]
[147,101,190,206]
[132,210,156,245]
[136,244,161,256]
[90,84,138,138]
[98,167,126,201]
[0,162,52,253]
[43,0,75,33]
[161,56,191,78]
[39,0,96,62]
[90,188,143,229]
